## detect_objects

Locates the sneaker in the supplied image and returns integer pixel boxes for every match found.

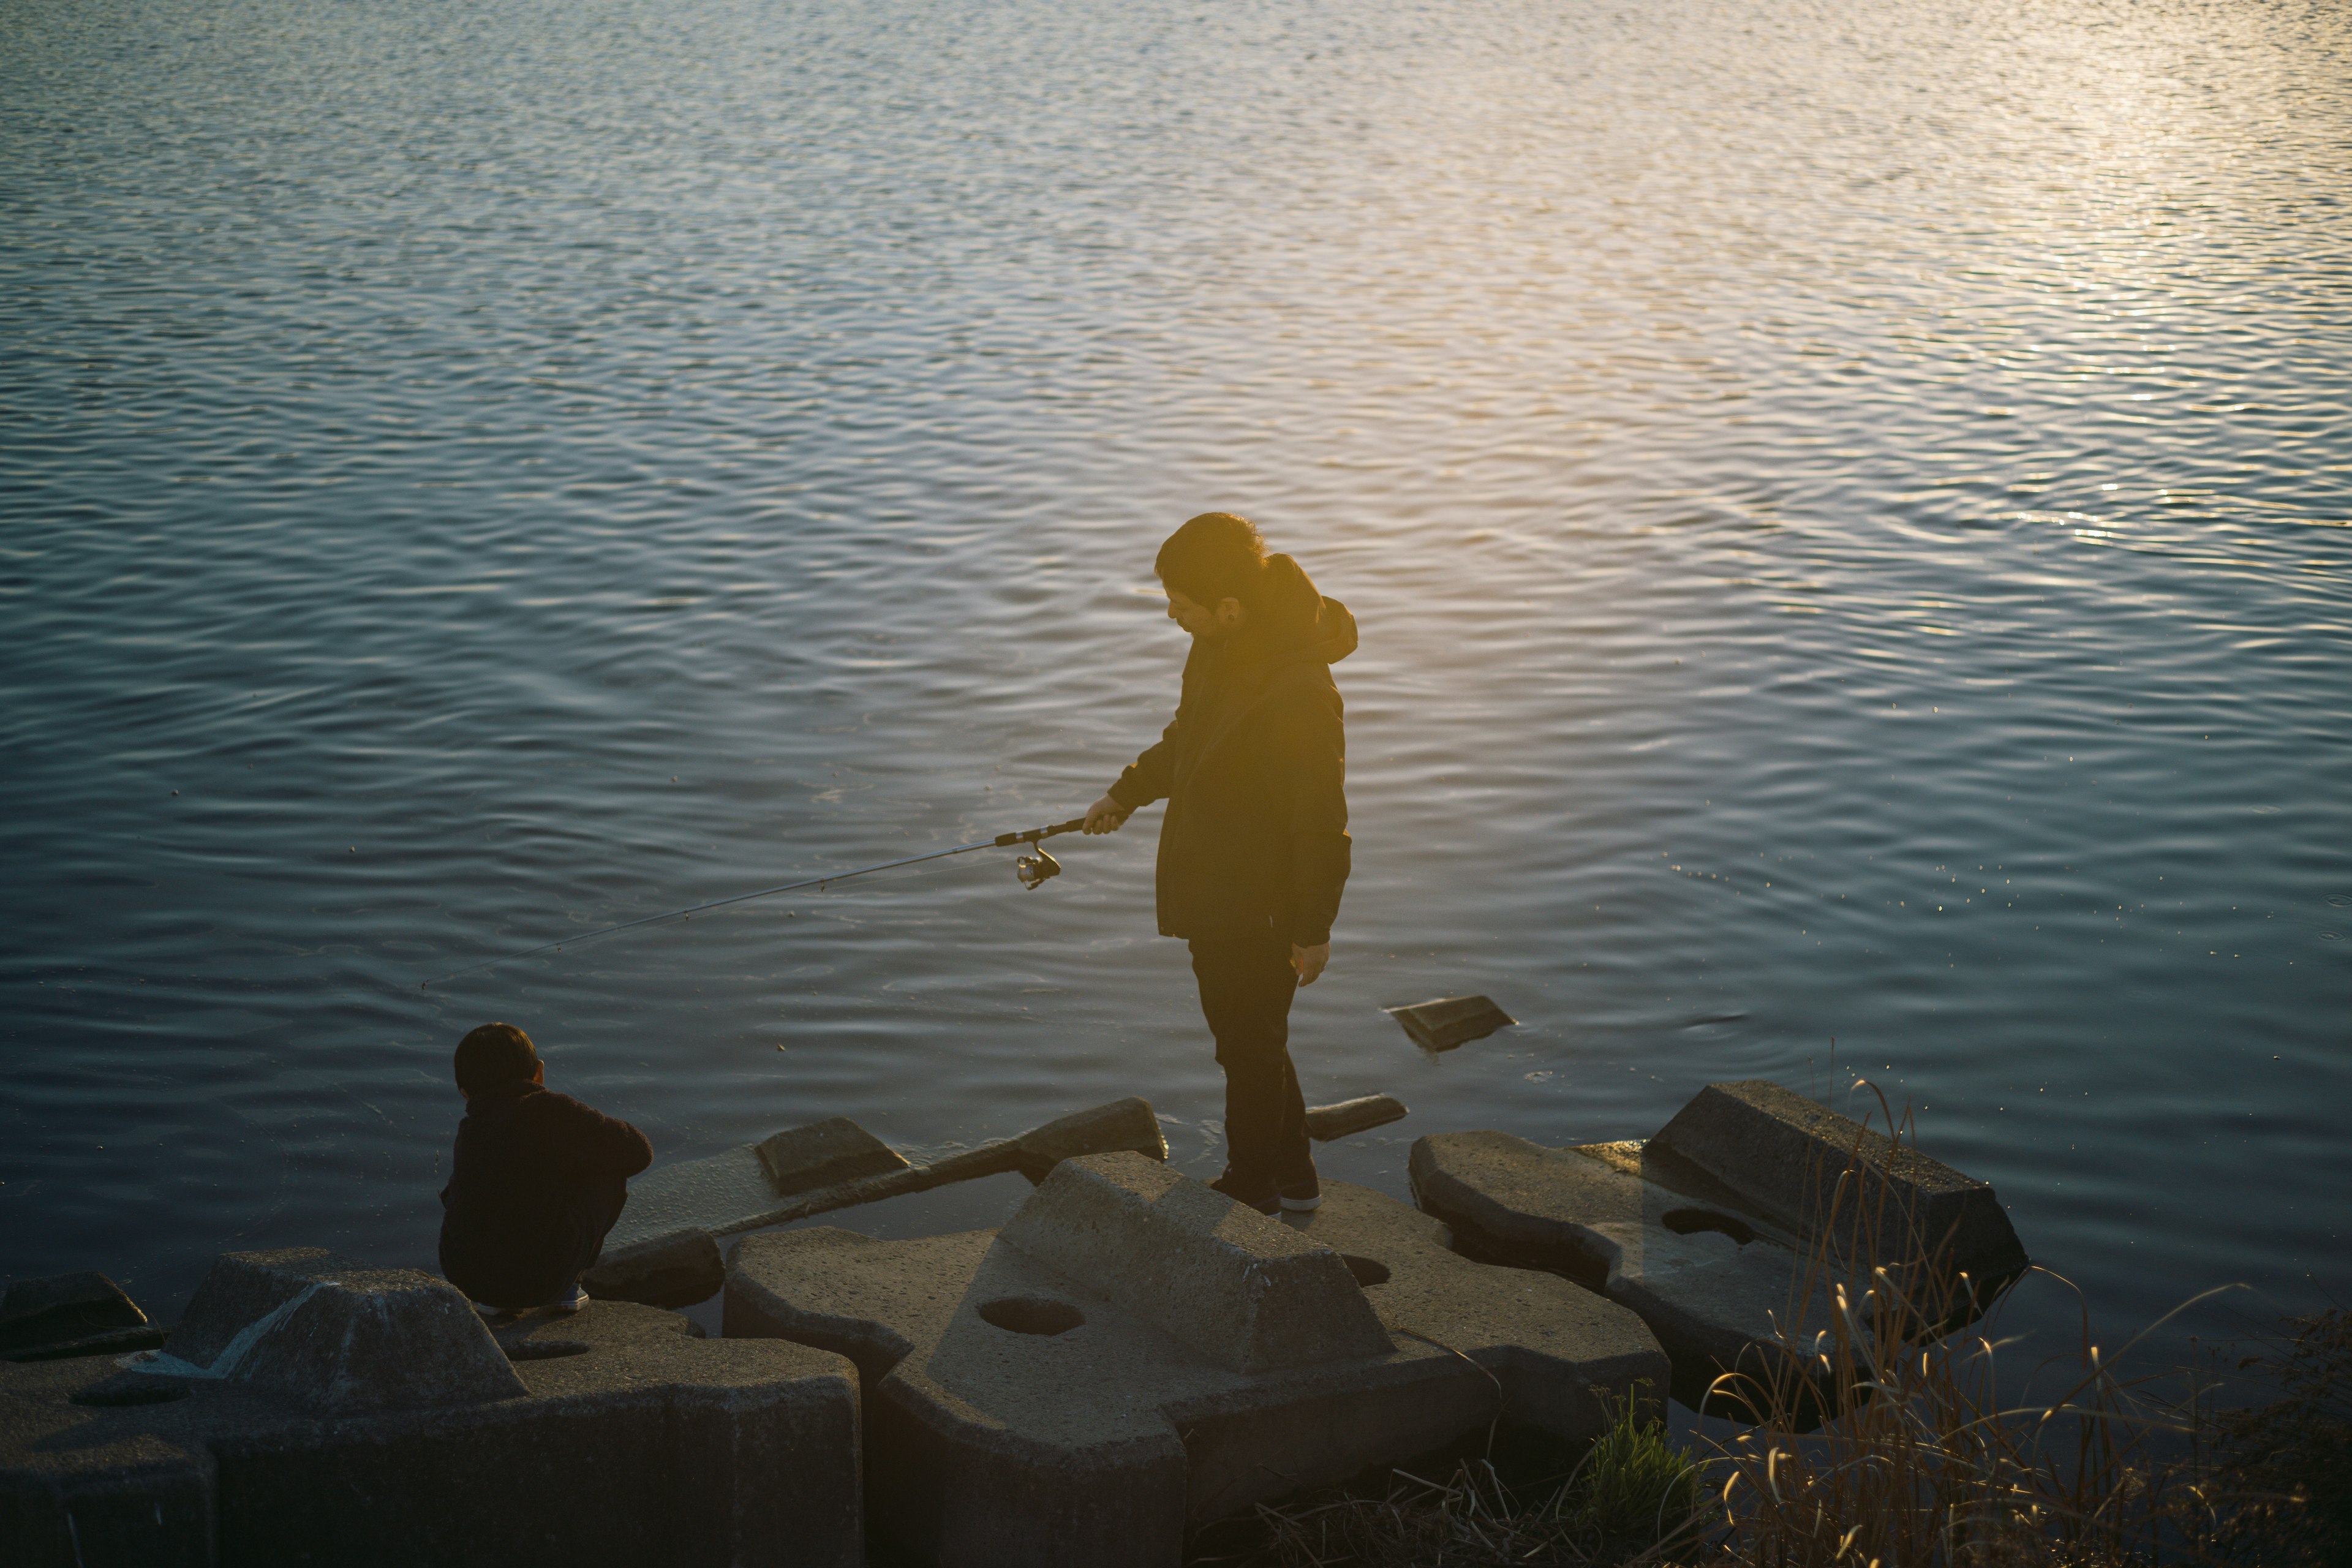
[1278,1175,1322,1213]
[473,1301,514,1322]
[1209,1172,1280,1216]
[547,1283,589,1314]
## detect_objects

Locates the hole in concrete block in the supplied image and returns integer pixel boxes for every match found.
[977,1297,1084,1336]
[1341,1256,1391,1288]
[1660,1208,1755,1245]
[72,1381,189,1407]
[505,1340,592,1362]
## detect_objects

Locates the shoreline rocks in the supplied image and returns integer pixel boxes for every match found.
[1409,1080,2030,1421]
[724,1150,1666,1568]
[1,1248,860,1567]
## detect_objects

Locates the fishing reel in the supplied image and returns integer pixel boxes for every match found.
[1014,848,1062,891]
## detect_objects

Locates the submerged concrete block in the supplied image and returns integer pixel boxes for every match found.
[1412,1132,1806,1412]
[610,1097,1169,1250]
[725,1152,1664,1568]
[582,1227,726,1309]
[0,1274,161,1362]
[0,1251,861,1568]
[1385,995,1515,1051]
[1649,1079,2028,1291]
[1304,1094,1408,1141]
[757,1117,911,1196]
[1005,1096,1168,1178]
[1410,1081,2031,1420]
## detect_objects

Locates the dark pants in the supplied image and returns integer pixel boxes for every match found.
[440,1186,627,1310]
[1190,933,1312,1188]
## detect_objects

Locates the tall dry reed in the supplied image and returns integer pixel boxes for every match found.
[1700,1080,2222,1567]
[1198,1085,2342,1566]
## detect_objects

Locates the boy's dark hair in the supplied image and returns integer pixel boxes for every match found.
[454,1022,539,1098]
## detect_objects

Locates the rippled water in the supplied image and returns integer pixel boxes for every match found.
[4,0,2347,1363]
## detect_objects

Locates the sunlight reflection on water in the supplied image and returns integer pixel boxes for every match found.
[1,0,2347,1359]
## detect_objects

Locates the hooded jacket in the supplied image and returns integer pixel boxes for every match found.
[1106,583,1355,947]
[438,1082,652,1306]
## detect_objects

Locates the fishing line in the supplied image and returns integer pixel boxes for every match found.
[420,816,1086,989]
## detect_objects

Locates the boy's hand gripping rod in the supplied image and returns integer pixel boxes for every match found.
[421,818,1086,989]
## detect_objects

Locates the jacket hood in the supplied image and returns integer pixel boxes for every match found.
[1234,564,1354,668]
[1309,595,1357,665]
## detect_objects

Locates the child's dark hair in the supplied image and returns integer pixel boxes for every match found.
[1155,512,1318,624]
[454,1022,538,1098]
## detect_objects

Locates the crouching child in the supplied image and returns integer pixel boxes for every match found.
[439,1021,653,1316]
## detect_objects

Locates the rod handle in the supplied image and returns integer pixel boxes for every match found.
[993,817,1088,847]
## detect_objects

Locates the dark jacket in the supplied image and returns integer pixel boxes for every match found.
[1107,587,1355,947]
[438,1082,652,1308]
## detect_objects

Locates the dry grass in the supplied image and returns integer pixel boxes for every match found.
[1692,1083,2195,1564]
[1198,1085,2351,1567]
[2184,1306,2352,1566]
[1197,1383,1704,1567]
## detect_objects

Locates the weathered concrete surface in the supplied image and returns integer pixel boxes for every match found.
[1411,1132,1810,1412]
[0,1274,162,1363]
[1649,1079,2029,1294]
[756,1117,910,1196]
[610,1097,1168,1249]
[1303,1094,1408,1142]
[162,1250,527,1413]
[0,1250,861,1568]
[582,1226,726,1309]
[1001,1097,1168,1180]
[1384,995,1515,1052]
[1411,1082,2030,1419]
[1277,1180,1668,1439]
[995,1155,1392,1374]
[725,1153,1664,1568]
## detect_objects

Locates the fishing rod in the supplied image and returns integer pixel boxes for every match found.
[420,817,1086,989]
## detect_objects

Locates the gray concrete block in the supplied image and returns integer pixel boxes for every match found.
[610,1098,1170,1250]
[1649,1080,2029,1296]
[0,1274,154,1360]
[997,1153,1391,1374]
[1275,1180,1669,1441]
[1384,995,1515,1051]
[2,1264,861,1568]
[724,1155,1665,1568]
[160,1250,527,1414]
[1303,1094,1408,1142]
[582,1227,726,1308]
[756,1117,911,1196]
[1006,1096,1168,1178]
[1411,1131,1812,1413]
[612,1140,782,1250]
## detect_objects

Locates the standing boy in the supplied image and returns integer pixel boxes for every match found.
[438,1021,653,1315]
[1084,513,1354,1215]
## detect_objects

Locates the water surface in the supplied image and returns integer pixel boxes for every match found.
[4,0,2348,1367]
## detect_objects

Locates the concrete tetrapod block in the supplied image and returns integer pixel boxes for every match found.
[610,1097,1169,1250]
[723,1152,1665,1568]
[1648,1079,2029,1301]
[1384,995,1515,1052]
[993,1153,1395,1376]
[162,1248,529,1413]
[756,1117,911,1196]
[1411,1132,1815,1415]
[582,1226,728,1309]
[1303,1094,1408,1142]
[0,1248,861,1568]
